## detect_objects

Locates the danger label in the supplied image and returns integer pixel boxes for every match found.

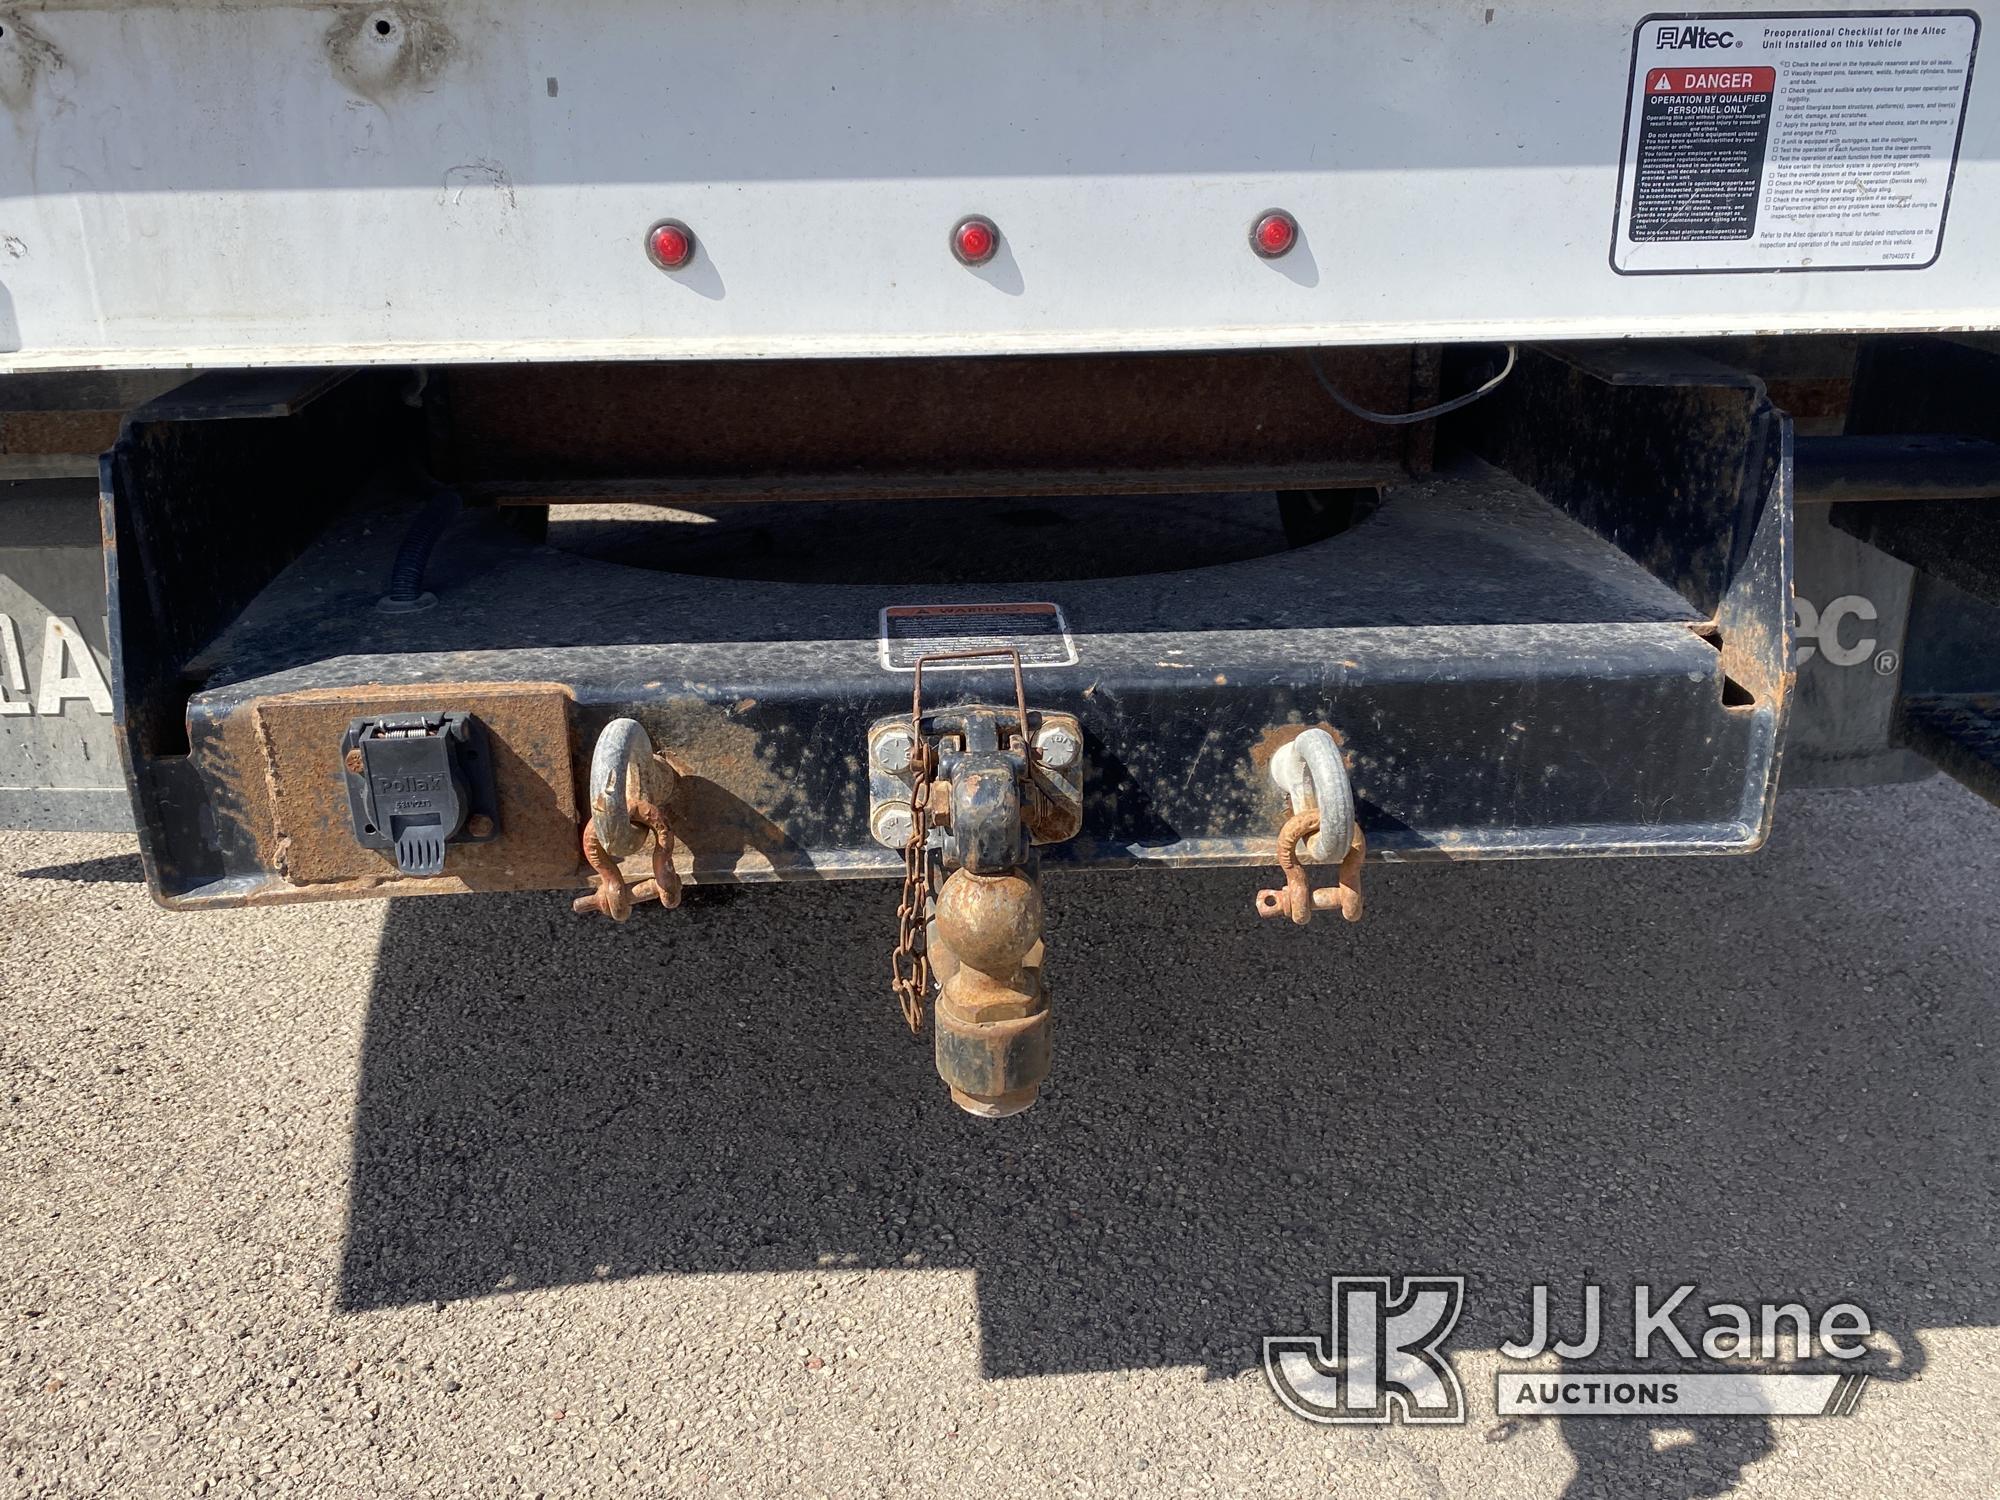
[878,601,1078,672]
[1631,66,1779,241]
[1614,11,1980,273]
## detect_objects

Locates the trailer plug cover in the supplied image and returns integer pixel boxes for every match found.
[340,712,500,876]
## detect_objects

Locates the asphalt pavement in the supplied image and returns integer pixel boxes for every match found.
[3,777,1998,1498]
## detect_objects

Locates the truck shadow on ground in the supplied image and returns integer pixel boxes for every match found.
[340,780,1999,1500]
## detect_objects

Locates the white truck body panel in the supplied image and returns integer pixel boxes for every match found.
[0,0,1991,369]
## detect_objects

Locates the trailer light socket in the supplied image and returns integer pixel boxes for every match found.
[341,712,501,876]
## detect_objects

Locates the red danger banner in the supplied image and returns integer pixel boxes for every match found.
[1645,66,1777,96]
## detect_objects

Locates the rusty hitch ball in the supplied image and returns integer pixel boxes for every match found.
[1256,810,1366,925]
[931,867,1050,1118]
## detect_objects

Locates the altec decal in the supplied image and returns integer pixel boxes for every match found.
[0,612,113,717]
[1656,24,1742,48]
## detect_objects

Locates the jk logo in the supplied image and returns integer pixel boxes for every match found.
[1264,1276,1467,1424]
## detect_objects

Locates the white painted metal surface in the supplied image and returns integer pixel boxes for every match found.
[0,0,1993,369]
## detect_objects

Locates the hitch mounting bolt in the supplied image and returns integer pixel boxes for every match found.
[871,801,915,848]
[871,725,916,774]
[1032,724,1082,769]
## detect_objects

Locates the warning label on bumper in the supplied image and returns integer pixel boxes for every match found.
[878,602,1078,672]
[1613,11,1980,273]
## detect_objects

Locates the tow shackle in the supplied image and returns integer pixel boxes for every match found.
[572,717,683,920]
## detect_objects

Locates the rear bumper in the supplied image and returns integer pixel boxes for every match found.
[103,346,1794,908]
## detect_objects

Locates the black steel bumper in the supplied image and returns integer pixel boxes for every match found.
[104,347,1794,907]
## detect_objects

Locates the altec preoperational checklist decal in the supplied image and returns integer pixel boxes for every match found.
[1613,10,1980,273]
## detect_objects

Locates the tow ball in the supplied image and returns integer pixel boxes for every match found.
[869,650,1083,1117]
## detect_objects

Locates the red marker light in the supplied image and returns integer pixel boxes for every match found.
[646,219,696,271]
[1252,210,1298,259]
[952,215,1000,266]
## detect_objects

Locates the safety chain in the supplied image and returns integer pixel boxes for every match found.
[890,737,936,1033]
[887,645,1032,1034]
